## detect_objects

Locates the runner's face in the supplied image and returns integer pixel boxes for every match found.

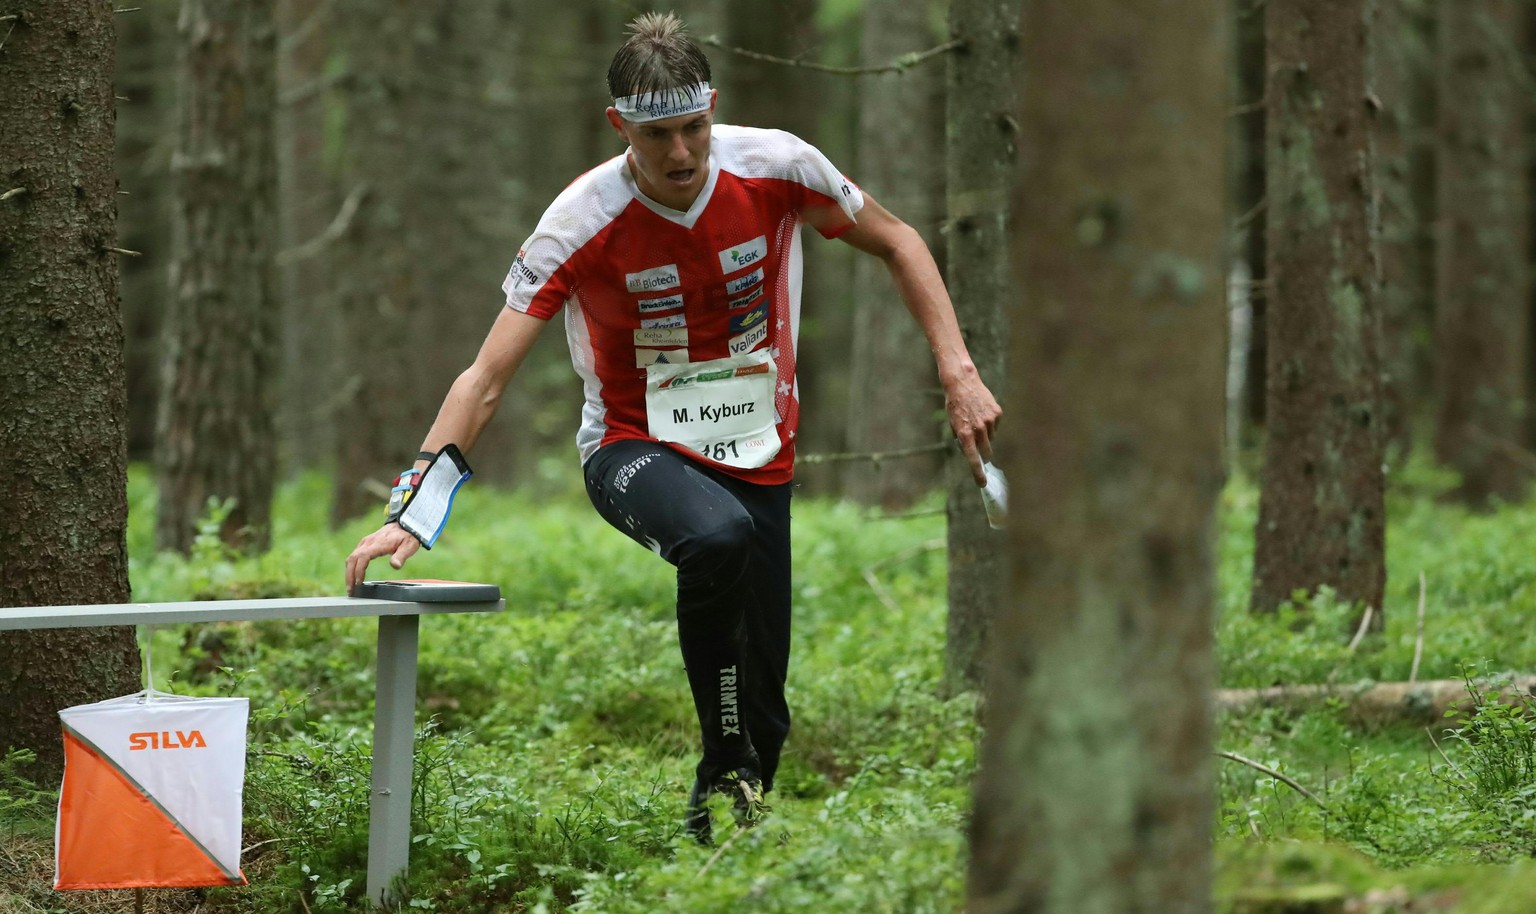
[607,92,716,210]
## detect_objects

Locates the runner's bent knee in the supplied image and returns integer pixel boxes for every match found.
[675,510,754,599]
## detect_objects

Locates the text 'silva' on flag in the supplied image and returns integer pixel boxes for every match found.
[55,692,249,889]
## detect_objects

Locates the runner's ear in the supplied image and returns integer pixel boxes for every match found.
[605,107,628,138]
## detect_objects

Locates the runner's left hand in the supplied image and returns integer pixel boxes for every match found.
[944,372,1002,487]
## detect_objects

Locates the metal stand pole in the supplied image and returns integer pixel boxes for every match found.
[366,614,419,908]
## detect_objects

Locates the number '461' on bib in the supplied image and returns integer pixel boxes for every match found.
[645,349,780,469]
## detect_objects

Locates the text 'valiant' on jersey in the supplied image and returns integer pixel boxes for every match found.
[626,263,681,293]
[718,236,767,274]
[729,321,769,355]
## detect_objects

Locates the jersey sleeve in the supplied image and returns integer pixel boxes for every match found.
[504,164,631,317]
[787,136,864,238]
[502,224,577,320]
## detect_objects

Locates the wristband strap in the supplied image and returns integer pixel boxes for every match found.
[384,467,424,523]
[416,450,436,463]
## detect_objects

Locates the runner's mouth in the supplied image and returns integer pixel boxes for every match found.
[667,168,695,184]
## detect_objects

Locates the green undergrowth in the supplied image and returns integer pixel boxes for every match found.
[7,456,1536,911]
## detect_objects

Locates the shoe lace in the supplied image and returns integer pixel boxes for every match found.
[734,778,770,825]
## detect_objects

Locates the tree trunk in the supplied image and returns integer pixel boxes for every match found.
[1433,0,1530,508]
[966,1,1227,911]
[786,8,860,497]
[842,0,946,508]
[156,0,279,553]
[116,1,178,463]
[1251,0,1386,621]
[942,0,1017,693]
[0,0,142,783]
[404,1,531,488]
[274,0,343,474]
[328,2,425,522]
[1374,0,1437,462]
[1235,0,1269,445]
[722,0,817,135]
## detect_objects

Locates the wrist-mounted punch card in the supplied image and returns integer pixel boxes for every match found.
[397,444,473,549]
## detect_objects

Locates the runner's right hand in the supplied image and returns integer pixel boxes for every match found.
[345,523,420,594]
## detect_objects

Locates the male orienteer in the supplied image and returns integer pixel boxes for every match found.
[344,12,1001,843]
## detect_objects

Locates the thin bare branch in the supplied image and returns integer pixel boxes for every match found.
[0,187,26,202]
[796,441,950,466]
[1229,98,1266,117]
[1216,750,1328,810]
[696,823,751,877]
[862,538,945,615]
[277,184,368,265]
[699,35,965,77]
[1410,571,1427,683]
[106,246,143,257]
[280,70,351,107]
[1232,195,1267,232]
[280,0,335,53]
[1423,727,1470,784]
[868,507,946,522]
[1346,605,1374,653]
[862,567,901,615]
[114,7,142,12]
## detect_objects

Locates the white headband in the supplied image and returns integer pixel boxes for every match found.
[614,82,712,123]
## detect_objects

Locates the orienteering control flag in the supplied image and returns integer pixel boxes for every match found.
[55,693,249,889]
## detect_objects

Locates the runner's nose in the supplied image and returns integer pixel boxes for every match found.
[668,132,690,163]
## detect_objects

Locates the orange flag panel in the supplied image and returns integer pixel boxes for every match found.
[55,730,245,889]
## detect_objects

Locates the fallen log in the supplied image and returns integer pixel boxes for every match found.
[1215,676,1536,728]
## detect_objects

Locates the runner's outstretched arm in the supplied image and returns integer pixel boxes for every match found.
[823,193,1002,485]
[345,307,547,590]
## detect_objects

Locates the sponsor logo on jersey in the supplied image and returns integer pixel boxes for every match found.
[736,362,771,377]
[729,302,770,334]
[636,347,690,368]
[641,312,687,330]
[725,268,764,297]
[635,327,688,347]
[718,236,767,273]
[729,286,765,311]
[729,321,769,355]
[508,249,539,288]
[637,292,684,314]
[129,730,208,751]
[625,263,681,293]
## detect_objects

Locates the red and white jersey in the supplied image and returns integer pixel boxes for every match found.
[503,125,864,485]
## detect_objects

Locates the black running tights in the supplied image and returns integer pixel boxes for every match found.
[583,439,792,789]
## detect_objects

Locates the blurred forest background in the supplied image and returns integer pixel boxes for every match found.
[15,0,1536,910]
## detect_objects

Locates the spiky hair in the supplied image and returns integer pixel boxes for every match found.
[607,11,712,100]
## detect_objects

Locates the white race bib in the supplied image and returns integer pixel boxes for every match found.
[645,349,780,468]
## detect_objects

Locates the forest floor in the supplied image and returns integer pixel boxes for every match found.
[5,460,1536,912]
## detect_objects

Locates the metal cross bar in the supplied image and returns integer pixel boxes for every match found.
[0,594,505,908]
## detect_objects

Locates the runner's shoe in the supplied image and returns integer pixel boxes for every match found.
[684,763,771,845]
